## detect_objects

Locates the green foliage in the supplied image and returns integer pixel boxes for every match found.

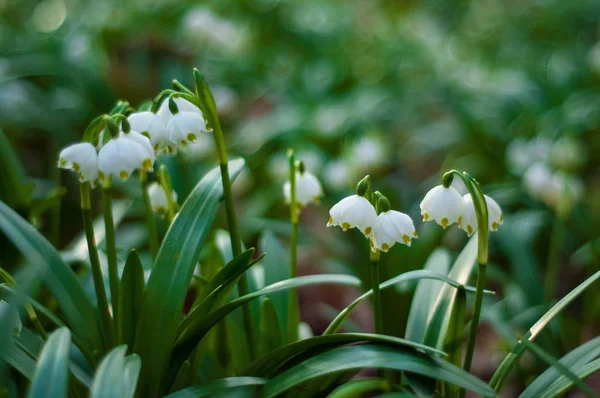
[27,328,71,398]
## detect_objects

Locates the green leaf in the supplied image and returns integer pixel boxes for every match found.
[132,158,245,398]
[445,286,467,397]
[520,337,600,398]
[28,328,71,398]
[259,231,289,338]
[0,201,103,357]
[405,248,451,342]
[536,358,600,398]
[261,344,496,397]
[328,378,390,398]
[323,267,489,335]
[246,333,445,378]
[171,275,362,376]
[422,235,478,349]
[90,345,141,398]
[0,129,33,208]
[117,250,145,349]
[259,298,283,357]
[165,377,267,398]
[4,342,36,380]
[490,268,600,391]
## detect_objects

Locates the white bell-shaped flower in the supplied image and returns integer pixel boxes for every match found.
[167,112,211,146]
[420,185,464,228]
[98,132,155,181]
[147,182,178,215]
[371,210,417,252]
[127,112,170,153]
[58,142,99,185]
[0,300,22,336]
[157,97,203,124]
[327,194,377,237]
[459,194,503,236]
[283,170,324,206]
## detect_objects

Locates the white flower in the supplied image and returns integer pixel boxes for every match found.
[127,112,170,153]
[147,182,177,215]
[58,142,99,185]
[0,300,22,336]
[524,163,554,201]
[98,132,155,180]
[157,97,211,146]
[459,194,503,236]
[283,170,324,206]
[371,210,417,252]
[420,185,464,228]
[327,194,377,237]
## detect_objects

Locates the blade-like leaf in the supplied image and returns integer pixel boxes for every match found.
[323,267,490,335]
[0,202,103,357]
[422,235,478,349]
[328,378,390,398]
[28,328,71,398]
[0,129,32,208]
[117,250,145,349]
[4,342,36,380]
[259,298,283,357]
[405,248,450,341]
[165,377,267,398]
[90,345,141,398]
[245,333,446,378]
[259,231,289,338]
[262,344,495,397]
[490,268,600,391]
[537,358,600,398]
[132,158,245,397]
[520,336,600,397]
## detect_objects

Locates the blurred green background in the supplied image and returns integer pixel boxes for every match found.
[1,0,599,393]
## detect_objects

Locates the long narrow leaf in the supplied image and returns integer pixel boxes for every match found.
[90,345,141,398]
[117,250,145,349]
[165,377,267,398]
[132,158,245,397]
[0,202,103,356]
[27,328,71,398]
[538,358,600,397]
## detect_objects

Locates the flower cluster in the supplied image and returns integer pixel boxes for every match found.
[58,98,211,186]
[327,178,417,253]
[420,184,503,237]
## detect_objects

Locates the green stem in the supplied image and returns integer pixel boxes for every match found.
[80,182,113,350]
[140,171,160,261]
[101,180,119,320]
[287,151,299,343]
[462,263,486,373]
[370,256,383,335]
[544,216,562,301]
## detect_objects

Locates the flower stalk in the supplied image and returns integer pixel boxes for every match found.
[101,176,120,319]
[140,170,160,260]
[287,150,300,343]
[80,181,114,350]
[442,170,489,373]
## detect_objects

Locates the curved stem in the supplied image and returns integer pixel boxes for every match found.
[140,171,159,261]
[80,182,113,350]
[101,179,119,320]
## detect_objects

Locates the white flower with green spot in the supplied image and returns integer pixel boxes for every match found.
[420,185,464,228]
[147,182,177,215]
[283,170,323,207]
[157,97,211,146]
[58,142,99,186]
[98,131,155,181]
[127,112,170,153]
[459,194,503,237]
[371,209,417,252]
[327,194,377,237]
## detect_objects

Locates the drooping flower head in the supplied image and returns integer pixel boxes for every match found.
[459,194,503,237]
[147,182,178,215]
[283,169,324,207]
[127,111,170,154]
[157,97,211,147]
[327,176,377,238]
[371,195,417,252]
[420,185,464,228]
[58,142,99,186]
[98,119,155,181]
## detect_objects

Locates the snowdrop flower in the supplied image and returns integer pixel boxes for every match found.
[127,112,170,153]
[98,131,155,181]
[327,194,377,238]
[283,170,324,207]
[58,142,99,185]
[0,301,22,336]
[420,185,464,228]
[459,194,503,237]
[524,163,554,201]
[157,97,211,146]
[147,182,177,215]
[371,208,417,252]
